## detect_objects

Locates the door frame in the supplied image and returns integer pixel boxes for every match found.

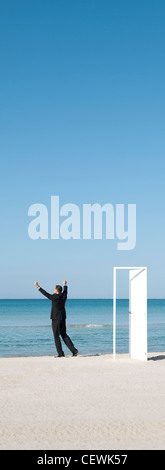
[113,267,147,361]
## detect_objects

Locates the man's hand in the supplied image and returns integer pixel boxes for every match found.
[63,280,67,285]
[34,281,39,288]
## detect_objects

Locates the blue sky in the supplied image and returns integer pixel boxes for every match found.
[0,0,165,298]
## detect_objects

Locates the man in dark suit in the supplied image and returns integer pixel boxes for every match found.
[34,280,78,357]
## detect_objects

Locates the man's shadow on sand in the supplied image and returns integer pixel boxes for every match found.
[148,354,165,361]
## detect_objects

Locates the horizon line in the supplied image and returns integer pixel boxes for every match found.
[0,298,165,301]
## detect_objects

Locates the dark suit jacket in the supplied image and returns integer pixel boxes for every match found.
[39,286,68,320]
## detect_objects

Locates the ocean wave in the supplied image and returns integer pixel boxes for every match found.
[67,324,112,329]
[0,323,112,329]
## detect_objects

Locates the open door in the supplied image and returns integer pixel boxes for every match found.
[129,268,147,361]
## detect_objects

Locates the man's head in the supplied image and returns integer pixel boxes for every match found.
[54,285,62,294]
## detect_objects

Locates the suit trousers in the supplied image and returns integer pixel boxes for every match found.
[52,318,75,356]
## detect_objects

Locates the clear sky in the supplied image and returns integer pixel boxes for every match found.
[0,0,165,298]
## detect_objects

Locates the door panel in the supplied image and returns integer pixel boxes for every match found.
[129,268,147,361]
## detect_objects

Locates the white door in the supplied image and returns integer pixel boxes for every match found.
[129,268,147,361]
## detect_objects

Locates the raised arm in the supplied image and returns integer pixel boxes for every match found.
[62,280,68,300]
[34,282,53,300]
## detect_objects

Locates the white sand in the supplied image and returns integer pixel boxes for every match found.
[0,352,165,450]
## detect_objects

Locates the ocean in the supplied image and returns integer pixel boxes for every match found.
[0,299,165,357]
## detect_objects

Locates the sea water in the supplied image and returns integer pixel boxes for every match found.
[0,299,165,357]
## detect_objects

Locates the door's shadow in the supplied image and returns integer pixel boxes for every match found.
[148,354,165,361]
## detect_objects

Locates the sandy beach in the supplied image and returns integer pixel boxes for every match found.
[0,352,165,450]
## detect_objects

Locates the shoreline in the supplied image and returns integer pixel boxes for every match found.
[0,350,165,362]
[0,352,165,450]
